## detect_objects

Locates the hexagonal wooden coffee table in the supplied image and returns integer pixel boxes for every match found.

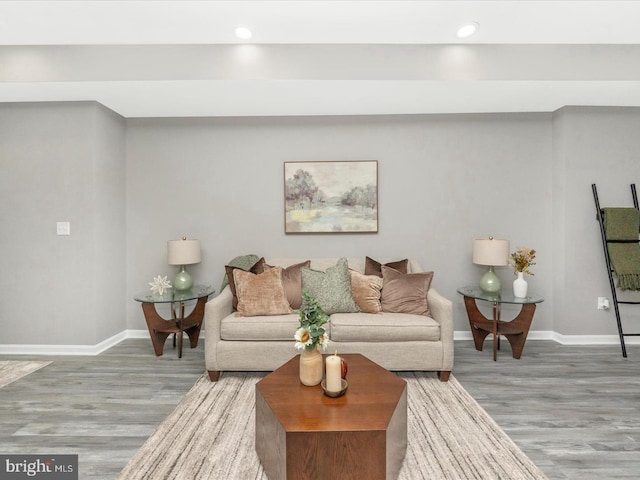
[255,353,407,480]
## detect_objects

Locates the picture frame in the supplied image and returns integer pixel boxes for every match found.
[284,160,378,234]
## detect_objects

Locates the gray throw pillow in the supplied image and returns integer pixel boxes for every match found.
[301,258,360,315]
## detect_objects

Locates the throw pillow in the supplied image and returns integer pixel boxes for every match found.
[364,256,409,277]
[301,258,360,315]
[380,266,434,316]
[220,254,261,291]
[349,270,383,314]
[225,257,267,309]
[233,266,293,316]
[256,260,311,310]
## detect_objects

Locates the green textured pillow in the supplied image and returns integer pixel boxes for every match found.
[301,258,360,314]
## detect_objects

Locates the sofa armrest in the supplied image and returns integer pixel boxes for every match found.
[204,286,233,348]
[427,287,454,370]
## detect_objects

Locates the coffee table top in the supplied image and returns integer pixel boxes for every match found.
[256,353,406,432]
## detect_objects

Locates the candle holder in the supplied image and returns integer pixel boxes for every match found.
[321,379,348,398]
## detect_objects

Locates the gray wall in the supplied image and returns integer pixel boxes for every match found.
[125,113,554,333]
[553,107,640,336]
[93,104,127,342]
[0,102,126,346]
[2,102,639,348]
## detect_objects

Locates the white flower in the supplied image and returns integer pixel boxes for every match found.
[318,333,329,350]
[149,275,172,295]
[294,327,312,350]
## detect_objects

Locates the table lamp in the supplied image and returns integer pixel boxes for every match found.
[167,237,201,291]
[472,237,509,293]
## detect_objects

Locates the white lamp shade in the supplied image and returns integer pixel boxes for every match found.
[167,238,201,265]
[472,238,509,266]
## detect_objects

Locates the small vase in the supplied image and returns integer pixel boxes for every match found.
[299,346,323,386]
[513,271,528,298]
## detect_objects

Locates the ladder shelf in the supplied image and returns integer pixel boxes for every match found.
[592,183,640,357]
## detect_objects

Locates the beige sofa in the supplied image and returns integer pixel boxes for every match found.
[204,257,454,381]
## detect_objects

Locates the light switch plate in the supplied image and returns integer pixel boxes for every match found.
[56,221,70,235]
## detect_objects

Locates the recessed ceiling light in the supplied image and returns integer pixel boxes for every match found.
[234,26,253,40]
[457,22,479,39]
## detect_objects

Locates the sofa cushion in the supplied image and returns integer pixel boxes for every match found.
[349,270,383,314]
[220,313,305,341]
[225,257,267,309]
[301,258,359,315]
[233,266,293,316]
[364,256,409,277]
[329,312,440,342]
[258,260,310,310]
[381,266,433,316]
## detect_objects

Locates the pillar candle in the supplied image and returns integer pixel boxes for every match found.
[325,352,342,392]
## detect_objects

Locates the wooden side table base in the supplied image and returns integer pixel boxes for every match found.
[500,303,537,359]
[140,296,207,358]
[462,295,537,361]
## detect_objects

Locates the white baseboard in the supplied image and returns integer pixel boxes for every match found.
[453,330,640,345]
[0,330,148,356]
[548,331,640,345]
[1,329,638,356]
[454,330,556,341]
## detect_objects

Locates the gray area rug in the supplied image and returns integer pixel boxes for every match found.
[119,372,547,479]
[0,360,51,389]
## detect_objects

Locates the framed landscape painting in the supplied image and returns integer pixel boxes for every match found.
[284,160,378,233]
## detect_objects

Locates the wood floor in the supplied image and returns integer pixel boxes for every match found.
[454,340,640,480]
[1,338,639,479]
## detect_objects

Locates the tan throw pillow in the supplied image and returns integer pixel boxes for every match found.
[350,270,383,314]
[225,257,267,309]
[233,266,293,316]
[257,261,311,310]
[364,256,409,277]
[380,266,433,316]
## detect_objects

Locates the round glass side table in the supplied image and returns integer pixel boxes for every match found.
[457,286,544,361]
[134,285,215,358]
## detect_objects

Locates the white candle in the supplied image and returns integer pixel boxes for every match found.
[325,352,342,392]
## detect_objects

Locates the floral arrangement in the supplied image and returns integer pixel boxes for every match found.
[509,247,537,276]
[294,289,329,351]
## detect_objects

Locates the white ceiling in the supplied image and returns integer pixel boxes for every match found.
[1,1,640,117]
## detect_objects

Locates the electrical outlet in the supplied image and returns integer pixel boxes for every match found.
[597,297,610,310]
[56,221,70,236]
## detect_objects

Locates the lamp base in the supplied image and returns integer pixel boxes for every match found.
[479,266,501,293]
[173,266,193,291]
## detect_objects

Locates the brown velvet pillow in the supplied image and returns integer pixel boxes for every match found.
[233,266,293,316]
[364,256,409,277]
[257,261,311,310]
[350,270,383,314]
[380,266,433,316]
[225,257,267,309]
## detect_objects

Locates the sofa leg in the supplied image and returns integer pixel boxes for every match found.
[208,370,220,382]
[437,370,451,382]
